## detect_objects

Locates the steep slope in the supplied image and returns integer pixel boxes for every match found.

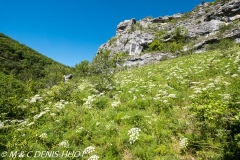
[98,0,240,66]
[1,45,239,159]
[0,33,70,86]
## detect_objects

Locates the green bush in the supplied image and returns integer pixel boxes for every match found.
[207,39,235,51]
[74,60,90,77]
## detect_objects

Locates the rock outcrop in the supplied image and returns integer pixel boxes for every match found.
[123,53,176,67]
[98,0,240,67]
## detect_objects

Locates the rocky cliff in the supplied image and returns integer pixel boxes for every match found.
[98,0,240,66]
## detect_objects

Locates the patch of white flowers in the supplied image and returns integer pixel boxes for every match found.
[0,121,4,129]
[83,95,96,108]
[128,127,141,144]
[111,101,120,108]
[39,133,48,139]
[179,137,188,149]
[168,94,176,98]
[54,100,68,110]
[34,110,49,120]
[88,155,99,160]
[82,146,95,156]
[76,127,84,133]
[27,122,35,126]
[29,94,43,103]
[58,140,69,148]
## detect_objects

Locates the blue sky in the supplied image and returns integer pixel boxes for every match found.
[0,0,213,67]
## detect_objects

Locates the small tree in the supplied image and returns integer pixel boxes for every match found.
[171,27,189,44]
[74,60,90,77]
[90,50,116,92]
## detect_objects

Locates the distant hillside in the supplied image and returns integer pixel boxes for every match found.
[0,33,71,87]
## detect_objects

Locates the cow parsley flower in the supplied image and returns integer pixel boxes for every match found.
[231,74,238,78]
[128,127,141,144]
[168,94,176,98]
[82,146,95,156]
[193,88,202,94]
[58,140,69,148]
[179,137,188,149]
[76,127,84,133]
[39,133,48,139]
[29,94,42,103]
[111,101,120,108]
[27,122,35,126]
[34,110,49,120]
[88,155,99,160]
[83,95,96,108]
[0,121,4,129]
[50,113,56,116]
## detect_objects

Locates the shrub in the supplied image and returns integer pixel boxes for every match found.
[74,60,90,77]
[219,24,233,34]
[108,37,118,45]
[90,50,115,92]
[207,39,235,51]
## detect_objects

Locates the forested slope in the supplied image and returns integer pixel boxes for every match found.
[0,33,71,87]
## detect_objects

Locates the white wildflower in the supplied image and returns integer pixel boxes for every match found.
[225,71,230,75]
[34,111,49,120]
[58,140,69,148]
[189,95,195,99]
[194,88,202,94]
[105,124,111,130]
[215,129,227,138]
[88,155,99,160]
[50,113,56,116]
[99,92,105,96]
[19,121,27,126]
[234,56,239,64]
[223,81,230,86]
[39,133,48,139]
[83,95,96,109]
[222,94,231,100]
[231,74,238,78]
[29,94,42,103]
[18,105,27,109]
[82,146,95,156]
[76,127,84,133]
[54,101,65,110]
[162,90,168,95]
[0,121,4,129]
[153,97,160,100]
[179,137,188,149]
[128,127,141,144]
[168,94,176,98]
[111,101,120,108]
[121,115,130,120]
[163,100,168,104]
[27,122,35,126]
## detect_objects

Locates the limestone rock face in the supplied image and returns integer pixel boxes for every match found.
[116,18,136,35]
[97,0,240,67]
[123,53,176,67]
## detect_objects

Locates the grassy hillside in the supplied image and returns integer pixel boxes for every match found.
[0,33,71,87]
[1,45,239,159]
[0,33,72,124]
